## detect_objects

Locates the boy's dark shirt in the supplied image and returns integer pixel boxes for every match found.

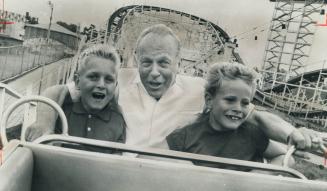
[55,93,126,153]
[166,115,269,171]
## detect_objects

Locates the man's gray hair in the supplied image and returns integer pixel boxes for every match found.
[135,24,181,56]
[205,62,259,99]
[77,44,121,74]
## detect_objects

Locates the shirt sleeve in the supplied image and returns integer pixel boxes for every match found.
[249,125,270,155]
[117,122,126,143]
[166,128,187,152]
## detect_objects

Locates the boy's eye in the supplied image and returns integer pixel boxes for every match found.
[105,76,114,83]
[224,96,236,102]
[88,74,99,81]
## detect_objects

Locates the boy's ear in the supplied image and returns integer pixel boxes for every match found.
[204,92,213,109]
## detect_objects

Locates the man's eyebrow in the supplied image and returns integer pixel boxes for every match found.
[139,56,151,60]
[158,56,172,60]
[137,55,151,60]
[85,72,99,77]
[156,54,173,61]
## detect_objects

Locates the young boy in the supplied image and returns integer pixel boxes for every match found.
[26,44,126,146]
[166,62,289,170]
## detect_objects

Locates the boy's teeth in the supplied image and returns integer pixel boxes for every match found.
[227,115,241,120]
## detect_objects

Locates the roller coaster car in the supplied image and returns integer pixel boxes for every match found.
[1,96,327,191]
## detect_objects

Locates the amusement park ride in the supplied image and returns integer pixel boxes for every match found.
[1,0,327,190]
[260,0,327,128]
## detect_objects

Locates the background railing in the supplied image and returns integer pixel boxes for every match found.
[0,41,67,81]
[0,35,85,136]
[257,60,327,129]
[0,56,76,139]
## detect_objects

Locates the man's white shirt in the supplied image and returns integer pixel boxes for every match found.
[119,73,206,149]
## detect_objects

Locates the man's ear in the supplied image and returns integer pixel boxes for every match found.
[176,55,181,69]
[134,51,138,65]
[74,73,80,88]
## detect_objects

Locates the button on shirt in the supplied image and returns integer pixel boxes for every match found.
[119,74,206,149]
[55,94,126,143]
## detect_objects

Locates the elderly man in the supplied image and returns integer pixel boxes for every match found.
[26,24,319,152]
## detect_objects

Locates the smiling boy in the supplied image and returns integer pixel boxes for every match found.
[166,62,288,169]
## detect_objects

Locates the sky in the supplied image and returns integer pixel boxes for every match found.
[4,0,327,69]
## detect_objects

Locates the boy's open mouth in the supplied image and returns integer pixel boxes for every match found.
[92,92,106,100]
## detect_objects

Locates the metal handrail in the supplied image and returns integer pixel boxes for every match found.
[0,83,23,99]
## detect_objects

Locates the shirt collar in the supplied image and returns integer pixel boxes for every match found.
[72,100,115,121]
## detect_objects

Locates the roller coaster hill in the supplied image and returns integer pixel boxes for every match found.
[89,5,243,71]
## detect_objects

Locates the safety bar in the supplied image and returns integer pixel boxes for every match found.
[33,134,307,179]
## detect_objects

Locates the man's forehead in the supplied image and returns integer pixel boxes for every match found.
[138,50,174,59]
[137,33,179,51]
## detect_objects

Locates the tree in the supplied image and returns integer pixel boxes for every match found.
[81,24,97,42]
[25,12,39,24]
[56,21,78,33]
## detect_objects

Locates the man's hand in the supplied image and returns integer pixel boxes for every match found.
[287,127,324,159]
[247,109,324,153]
[288,127,321,150]
[25,102,57,142]
[24,85,68,142]
[25,126,53,142]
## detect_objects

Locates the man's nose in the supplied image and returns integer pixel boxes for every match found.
[149,64,160,77]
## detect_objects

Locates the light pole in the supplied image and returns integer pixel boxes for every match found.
[46,1,54,43]
[39,1,54,94]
